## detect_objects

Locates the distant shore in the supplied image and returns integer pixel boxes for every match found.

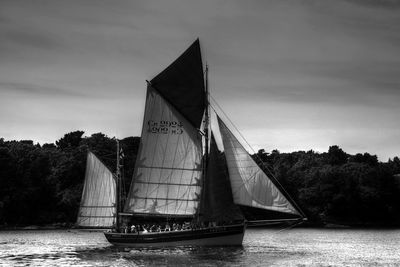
[0,223,73,231]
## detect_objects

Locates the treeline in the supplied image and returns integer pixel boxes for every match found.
[1,131,400,227]
[0,131,139,227]
[253,146,400,226]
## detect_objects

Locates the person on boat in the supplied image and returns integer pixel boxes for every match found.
[191,221,198,230]
[208,221,217,228]
[130,225,136,233]
[165,223,171,231]
[183,222,190,230]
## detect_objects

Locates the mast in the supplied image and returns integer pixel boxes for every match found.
[116,140,120,231]
[198,64,210,222]
[204,64,209,165]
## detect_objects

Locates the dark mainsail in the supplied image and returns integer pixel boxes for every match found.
[150,39,205,128]
[199,133,243,222]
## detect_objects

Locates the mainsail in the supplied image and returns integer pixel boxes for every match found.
[123,86,203,216]
[218,116,300,216]
[77,151,116,228]
[124,40,205,217]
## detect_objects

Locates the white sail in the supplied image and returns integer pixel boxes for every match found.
[77,151,116,228]
[124,86,202,216]
[218,117,300,215]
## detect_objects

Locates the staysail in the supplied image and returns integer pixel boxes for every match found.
[124,85,203,216]
[218,116,300,216]
[77,151,116,228]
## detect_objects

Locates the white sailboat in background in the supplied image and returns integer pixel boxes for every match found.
[79,39,304,246]
[76,151,116,229]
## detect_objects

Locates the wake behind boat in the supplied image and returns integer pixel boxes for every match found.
[80,39,305,247]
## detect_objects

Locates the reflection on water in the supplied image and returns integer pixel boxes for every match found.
[74,244,246,266]
[0,229,399,266]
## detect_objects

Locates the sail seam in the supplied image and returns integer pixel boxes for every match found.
[134,181,200,186]
[133,197,199,201]
[80,206,115,208]
[137,165,200,171]
[78,215,115,218]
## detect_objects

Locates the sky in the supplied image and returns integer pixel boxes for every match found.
[0,0,399,161]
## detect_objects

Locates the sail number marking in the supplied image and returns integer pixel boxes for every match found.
[148,120,183,135]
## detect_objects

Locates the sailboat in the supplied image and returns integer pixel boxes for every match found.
[76,151,116,229]
[103,39,304,247]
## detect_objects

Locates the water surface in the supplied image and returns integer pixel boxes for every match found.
[0,228,399,266]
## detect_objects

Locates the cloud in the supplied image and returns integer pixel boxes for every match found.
[4,30,62,50]
[0,81,88,97]
[344,0,400,8]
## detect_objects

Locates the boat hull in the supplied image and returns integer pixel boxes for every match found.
[104,224,245,247]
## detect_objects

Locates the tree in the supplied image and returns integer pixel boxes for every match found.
[349,153,378,166]
[325,145,348,165]
[56,131,84,150]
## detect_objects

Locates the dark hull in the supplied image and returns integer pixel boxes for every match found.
[104,224,245,247]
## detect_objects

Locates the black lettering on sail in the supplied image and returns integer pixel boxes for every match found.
[147,120,184,135]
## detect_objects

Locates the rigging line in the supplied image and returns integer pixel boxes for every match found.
[209,96,307,218]
[276,219,305,233]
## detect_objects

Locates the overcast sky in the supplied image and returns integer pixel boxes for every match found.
[1,0,399,160]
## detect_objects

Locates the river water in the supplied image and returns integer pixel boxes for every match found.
[0,228,399,266]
